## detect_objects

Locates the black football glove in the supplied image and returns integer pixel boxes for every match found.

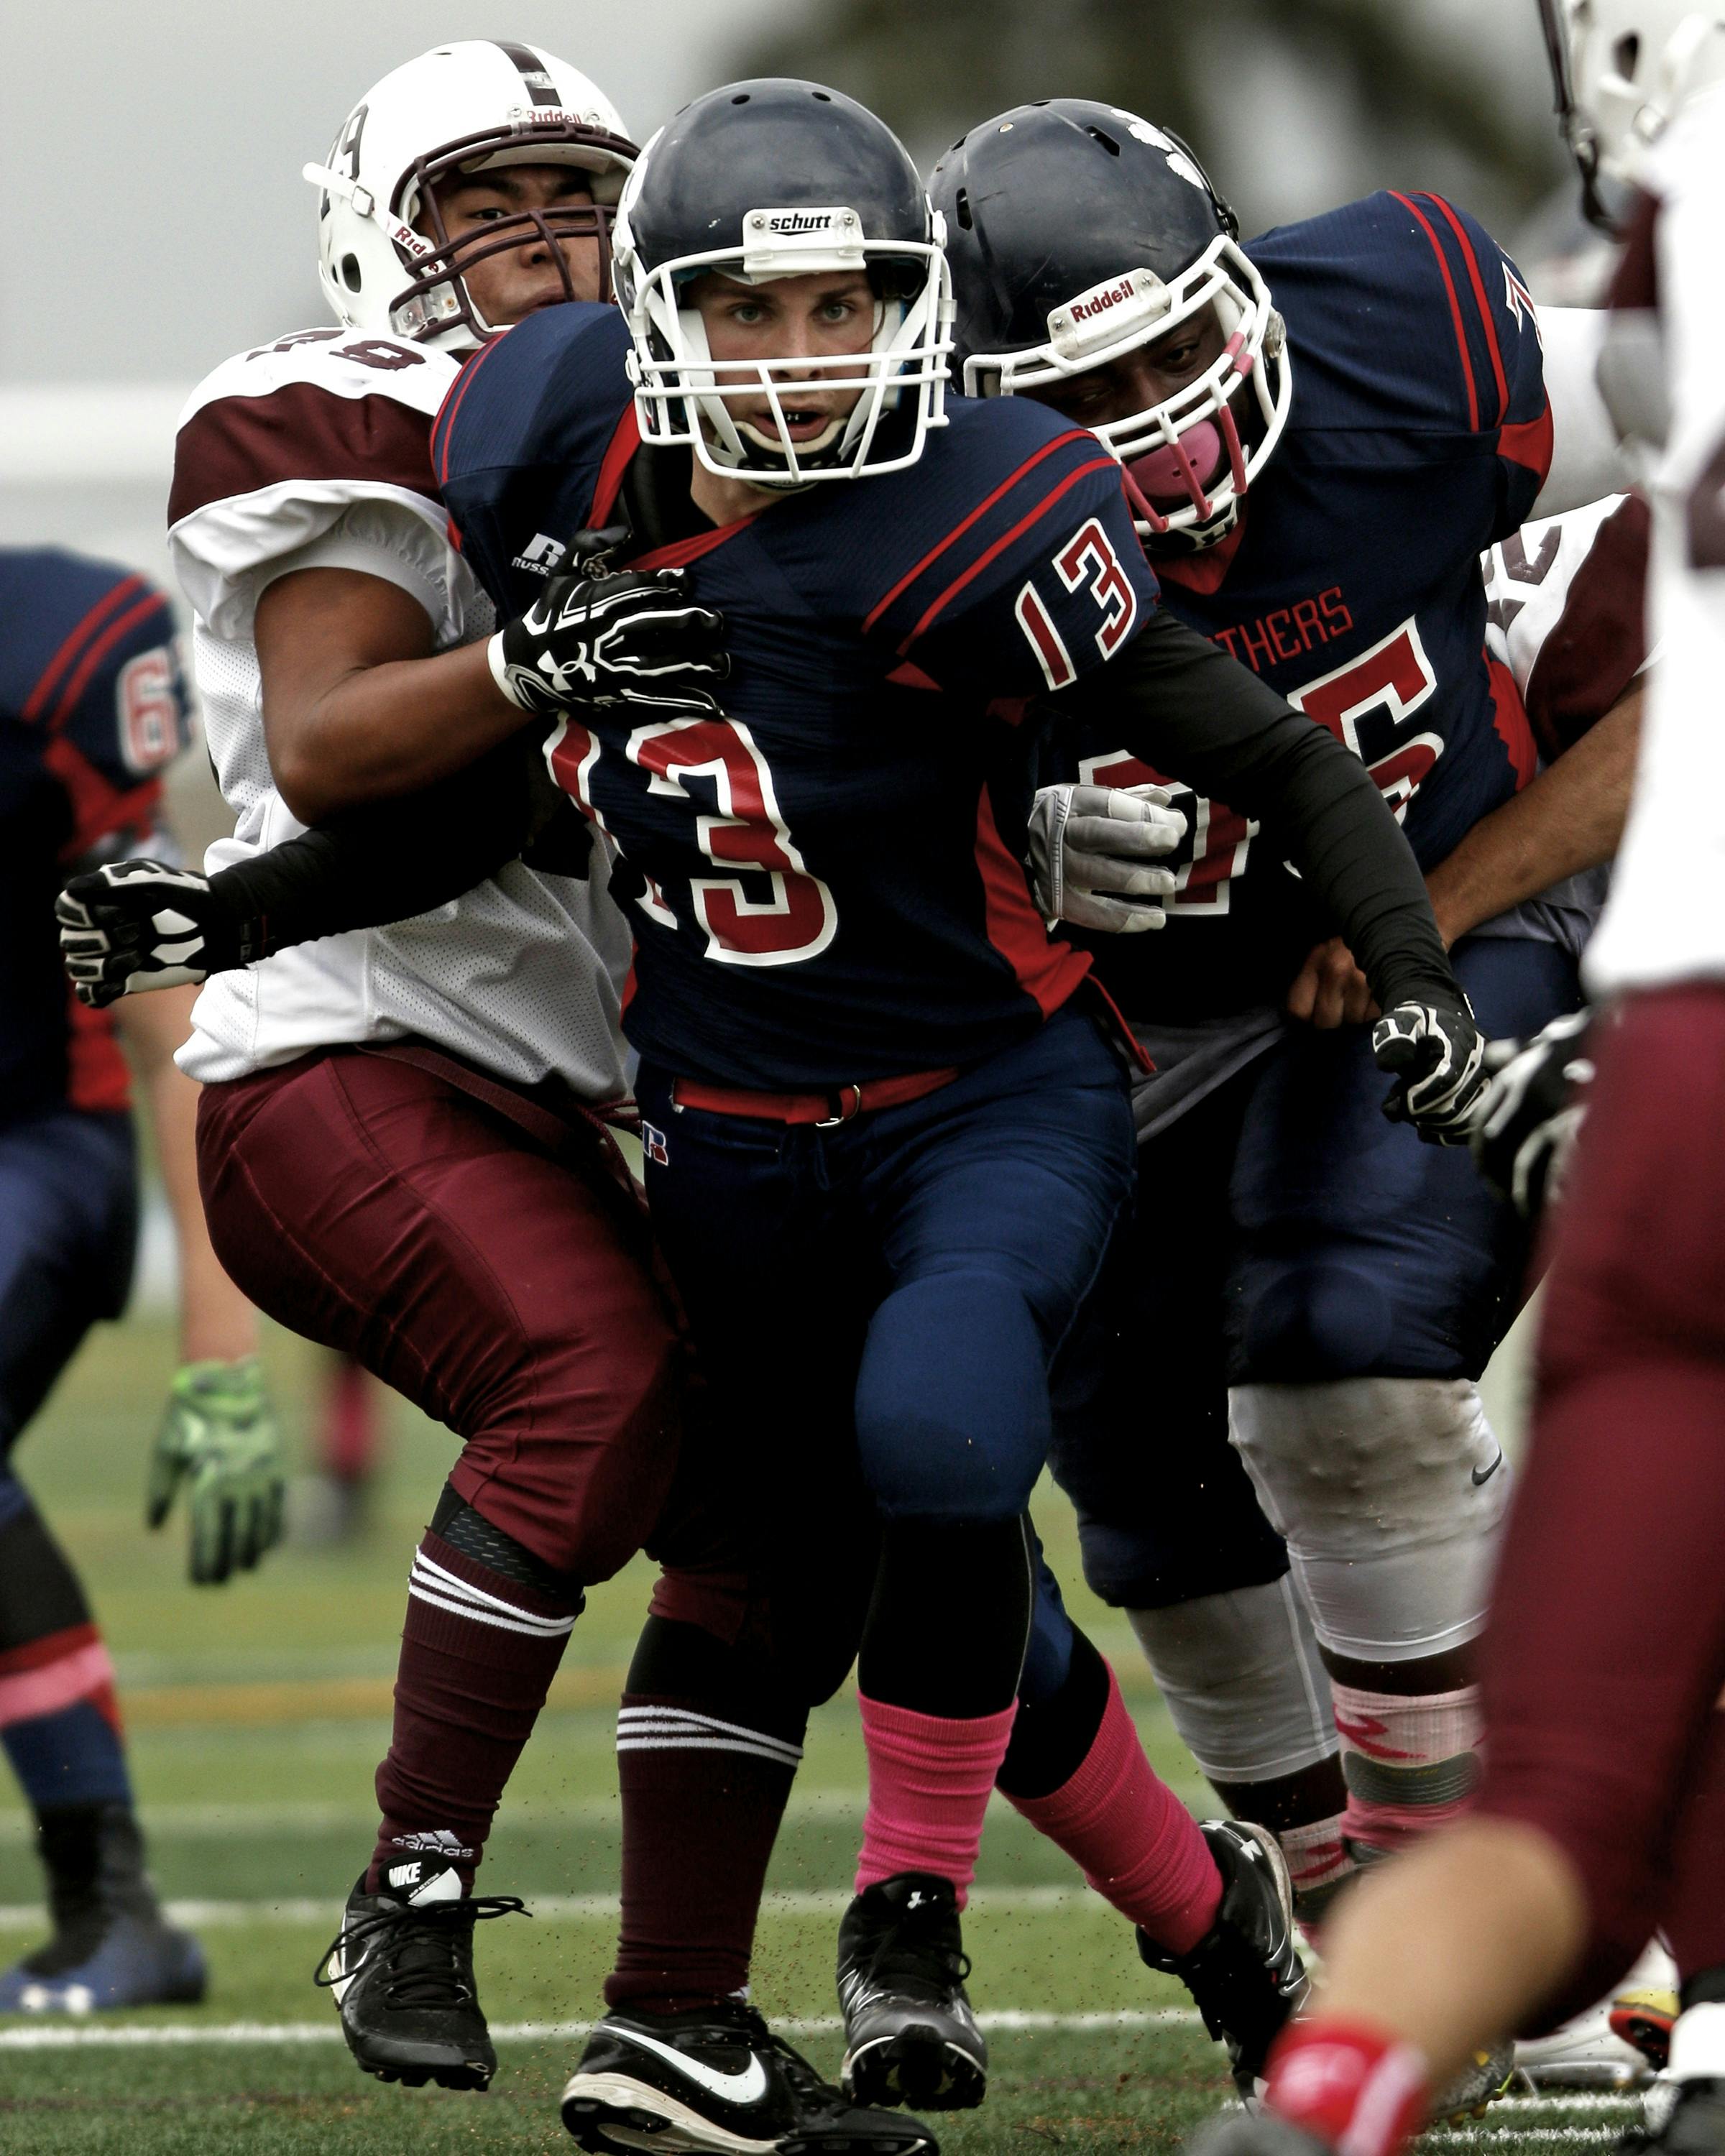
[1470,1008,1593,1220]
[57,860,260,1008]
[1371,991,1489,1144]
[487,566,727,719]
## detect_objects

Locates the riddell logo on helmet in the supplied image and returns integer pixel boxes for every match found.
[1070,277,1138,323]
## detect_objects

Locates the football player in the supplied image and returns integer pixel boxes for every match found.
[56,45,932,2155]
[70,77,1508,2119]
[1166,6,1725,2156]
[930,101,1645,1950]
[0,545,280,2012]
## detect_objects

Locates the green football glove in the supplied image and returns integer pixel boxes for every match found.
[147,1357,286,1585]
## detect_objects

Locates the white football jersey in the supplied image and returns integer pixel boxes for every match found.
[167,326,632,1100]
[1584,84,1725,995]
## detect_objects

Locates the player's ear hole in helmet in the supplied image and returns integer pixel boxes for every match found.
[303,40,638,353]
[612,79,954,489]
[931,98,1291,553]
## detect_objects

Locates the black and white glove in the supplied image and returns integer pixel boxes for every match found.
[487,566,727,719]
[1371,992,1489,1144]
[1026,783,1187,934]
[1470,1009,1593,1220]
[57,861,259,1008]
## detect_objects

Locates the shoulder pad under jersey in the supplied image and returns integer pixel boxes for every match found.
[853,395,1159,702]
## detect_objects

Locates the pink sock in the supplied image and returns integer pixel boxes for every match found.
[1003,1663,1222,1952]
[855,1692,1018,1909]
[1333,1682,1481,1859]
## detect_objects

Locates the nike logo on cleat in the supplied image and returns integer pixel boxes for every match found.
[1471,1452,1504,1486]
[611,2027,769,2105]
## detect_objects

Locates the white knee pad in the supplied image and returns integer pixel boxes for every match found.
[1128,1574,1337,1784]
[1228,1377,1509,1663]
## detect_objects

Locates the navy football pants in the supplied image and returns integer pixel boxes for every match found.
[0,1108,135,1494]
[1039,934,1581,1630]
[635,1007,1137,1673]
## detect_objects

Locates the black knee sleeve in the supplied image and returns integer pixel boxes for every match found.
[857,1515,1034,1718]
[430,1483,586,1609]
[0,1498,91,1651]
[998,1622,1111,1800]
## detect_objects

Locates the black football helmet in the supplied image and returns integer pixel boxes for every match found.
[931,100,1290,550]
[613,79,952,487]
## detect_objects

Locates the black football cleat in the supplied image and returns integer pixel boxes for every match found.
[1138,1820,1309,2097]
[837,1872,986,2111]
[561,1999,939,2155]
[313,1853,525,2091]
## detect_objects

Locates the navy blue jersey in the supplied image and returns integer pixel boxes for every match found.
[438,305,1159,1087]
[0,549,191,1123]
[1045,190,1553,1018]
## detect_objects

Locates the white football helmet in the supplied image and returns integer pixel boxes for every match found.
[1540,0,1725,220]
[303,40,636,352]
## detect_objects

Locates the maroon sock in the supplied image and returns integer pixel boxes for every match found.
[368,1527,579,1890]
[604,1693,806,2012]
[1664,1713,1725,1985]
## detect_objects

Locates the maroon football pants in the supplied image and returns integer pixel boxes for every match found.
[196,1044,740,1614]
[1476,982,1725,2015]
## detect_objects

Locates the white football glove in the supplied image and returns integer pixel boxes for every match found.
[1027,782,1187,934]
[488,567,727,719]
[1470,1008,1593,1220]
[1371,993,1489,1144]
[58,860,256,1008]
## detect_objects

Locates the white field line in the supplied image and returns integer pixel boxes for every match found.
[0,2008,1202,2050]
[0,1790,872,1843]
[0,1884,1095,1931]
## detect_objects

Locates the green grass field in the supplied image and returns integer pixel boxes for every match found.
[0,1306,1617,2156]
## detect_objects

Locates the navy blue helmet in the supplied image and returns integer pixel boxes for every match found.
[615,79,952,487]
[931,99,1290,549]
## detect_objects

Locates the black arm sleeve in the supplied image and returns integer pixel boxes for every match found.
[206,738,552,957]
[1054,605,1460,1012]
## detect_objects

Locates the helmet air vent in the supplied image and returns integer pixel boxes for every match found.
[341,252,362,291]
[1085,125,1123,155]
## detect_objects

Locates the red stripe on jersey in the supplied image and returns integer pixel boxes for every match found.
[886,660,942,690]
[1156,509,1247,596]
[1426,195,1510,424]
[588,403,643,530]
[46,740,160,861]
[44,592,165,735]
[433,334,510,491]
[904,456,1118,651]
[629,516,759,573]
[171,384,440,528]
[65,992,132,1115]
[1497,402,1555,487]
[973,784,1092,1021]
[1486,651,1537,792]
[862,429,1093,634]
[1389,190,1480,433]
[1524,494,1650,758]
[21,575,147,724]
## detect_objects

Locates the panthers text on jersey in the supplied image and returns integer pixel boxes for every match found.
[1042,190,1568,1020]
[1583,86,1725,996]
[167,324,632,1100]
[437,303,1167,1089]
[0,548,191,1124]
